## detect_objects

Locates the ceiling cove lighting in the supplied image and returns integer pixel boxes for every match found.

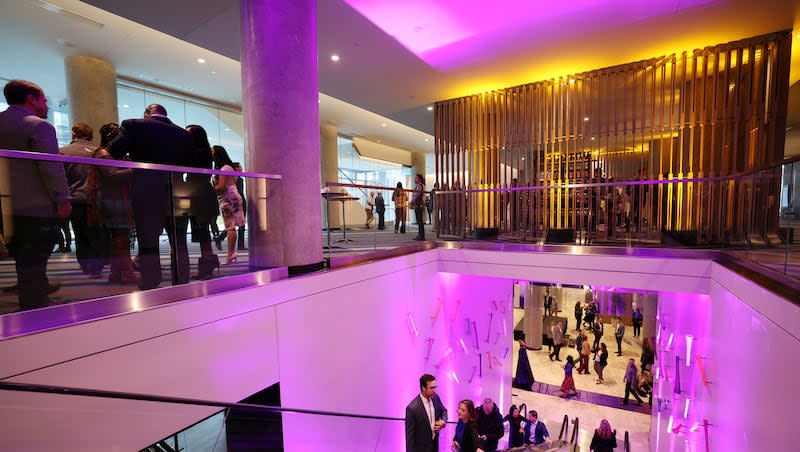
[35,1,105,28]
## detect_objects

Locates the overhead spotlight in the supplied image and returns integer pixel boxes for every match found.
[197,58,206,64]
[381,123,386,127]
[331,54,340,62]
[425,138,429,142]
[427,106,434,111]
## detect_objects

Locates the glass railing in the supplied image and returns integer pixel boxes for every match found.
[0,148,280,315]
[430,155,800,283]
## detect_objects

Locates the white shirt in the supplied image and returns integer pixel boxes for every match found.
[420,394,436,438]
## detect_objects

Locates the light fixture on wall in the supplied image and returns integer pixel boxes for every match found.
[685,335,694,367]
[683,398,691,418]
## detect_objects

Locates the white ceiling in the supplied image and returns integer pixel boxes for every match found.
[4,0,800,156]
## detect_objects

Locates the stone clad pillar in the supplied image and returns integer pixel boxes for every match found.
[320,125,341,229]
[524,283,545,348]
[240,0,322,273]
[64,55,118,144]
[640,293,659,341]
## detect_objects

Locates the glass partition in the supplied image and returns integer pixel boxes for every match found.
[0,148,280,315]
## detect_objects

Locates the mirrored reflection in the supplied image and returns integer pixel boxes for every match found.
[0,151,277,315]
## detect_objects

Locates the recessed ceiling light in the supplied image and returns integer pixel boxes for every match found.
[331,54,340,62]
[211,70,216,75]
[584,117,589,121]
[521,157,525,161]
[197,58,206,64]
[381,123,386,127]
[591,137,596,141]
[123,104,129,109]
[427,106,434,111]
[425,138,429,142]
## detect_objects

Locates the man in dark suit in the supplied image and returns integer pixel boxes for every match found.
[0,80,71,309]
[614,317,625,356]
[523,410,550,446]
[108,104,193,290]
[406,373,447,452]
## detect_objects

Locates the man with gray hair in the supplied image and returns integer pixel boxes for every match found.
[0,80,70,309]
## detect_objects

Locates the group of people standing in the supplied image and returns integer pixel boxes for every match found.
[0,79,248,309]
[363,174,431,240]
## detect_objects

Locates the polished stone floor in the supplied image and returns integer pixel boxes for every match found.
[505,307,652,450]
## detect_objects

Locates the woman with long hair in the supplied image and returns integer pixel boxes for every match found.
[589,419,617,451]
[513,332,537,391]
[392,182,407,233]
[559,355,578,398]
[594,342,609,384]
[503,404,525,448]
[452,400,484,452]
[92,123,137,284]
[211,145,245,264]
[185,125,220,279]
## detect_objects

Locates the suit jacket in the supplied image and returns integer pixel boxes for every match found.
[59,138,97,203]
[107,115,194,204]
[552,326,563,345]
[0,105,69,218]
[615,323,625,338]
[523,420,549,445]
[406,394,446,452]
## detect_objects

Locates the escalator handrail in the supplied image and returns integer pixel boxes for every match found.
[0,381,405,422]
[624,430,631,452]
[558,414,569,440]
[570,416,579,448]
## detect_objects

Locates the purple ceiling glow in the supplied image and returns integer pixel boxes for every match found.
[344,0,719,69]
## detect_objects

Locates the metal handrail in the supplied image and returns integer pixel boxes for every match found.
[0,381,404,421]
[624,430,631,452]
[0,148,282,180]
[558,414,569,440]
[570,416,579,450]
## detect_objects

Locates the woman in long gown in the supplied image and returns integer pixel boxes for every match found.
[513,333,537,391]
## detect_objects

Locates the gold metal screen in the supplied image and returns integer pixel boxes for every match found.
[435,31,791,244]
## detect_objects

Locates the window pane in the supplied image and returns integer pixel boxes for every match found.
[218,109,244,166]
[185,101,220,151]
[117,85,146,122]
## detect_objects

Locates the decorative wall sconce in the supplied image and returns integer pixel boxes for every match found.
[485,313,493,343]
[683,398,691,419]
[685,335,694,367]
[674,356,682,394]
[431,298,444,323]
[407,312,419,337]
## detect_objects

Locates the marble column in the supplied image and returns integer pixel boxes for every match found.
[523,283,545,348]
[640,293,659,341]
[64,55,118,144]
[240,0,322,273]
[320,124,341,229]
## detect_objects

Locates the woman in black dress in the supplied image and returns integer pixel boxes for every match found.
[513,333,537,391]
[503,404,526,448]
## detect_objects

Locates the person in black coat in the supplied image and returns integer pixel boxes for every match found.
[475,398,503,452]
[589,419,617,451]
[108,103,194,290]
[375,191,386,229]
[453,400,484,452]
[503,405,526,448]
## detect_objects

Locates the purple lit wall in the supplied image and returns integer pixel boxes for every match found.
[275,256,511,451]
[344,0,717,68]
[651,291,712,452]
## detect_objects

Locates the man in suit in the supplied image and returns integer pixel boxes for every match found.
[614,317,625,356]
[621,358,644,406]
[406,373,447,452]
[523,410,550,446]
[108,104,194,290]
[0,80,71,309]
[543,290,553,317]
[549,321,564,361]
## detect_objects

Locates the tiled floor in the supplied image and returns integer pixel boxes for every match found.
[506,308,652,450]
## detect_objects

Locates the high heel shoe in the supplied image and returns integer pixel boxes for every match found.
[214,236,223,251]
[223,253,238,265]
